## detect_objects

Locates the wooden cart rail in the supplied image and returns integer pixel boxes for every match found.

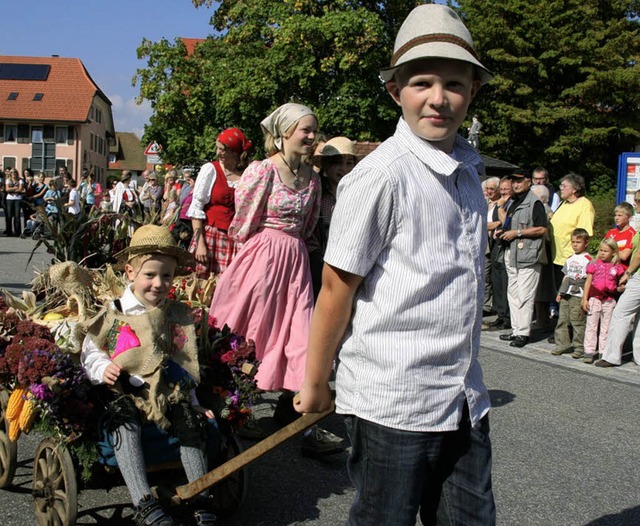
[176,404,335,500]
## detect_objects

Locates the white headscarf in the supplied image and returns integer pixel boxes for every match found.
[260,103,316,151]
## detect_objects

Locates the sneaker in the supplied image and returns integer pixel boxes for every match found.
[133,495,174,526]
[273,393,301,427]
[301,426,347,458]
[571,350,585,359]
[551,348,572,356]
[594,359,616,368]
[582,354,596,364]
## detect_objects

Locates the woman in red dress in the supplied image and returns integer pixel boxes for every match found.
[187,128,253,278]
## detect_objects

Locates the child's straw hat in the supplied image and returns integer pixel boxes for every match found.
[115,224,192,268]
[321,137,358,158]
[379,4,493,85]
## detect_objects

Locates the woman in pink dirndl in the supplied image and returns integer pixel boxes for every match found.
[187,128,253,278]
[210,104,319,391]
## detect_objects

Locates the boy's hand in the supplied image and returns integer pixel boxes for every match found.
[103,362,122,386]
[581,299,589,313]
[555,294,562,303]
[193,405,215,419]
[294,382,333,414]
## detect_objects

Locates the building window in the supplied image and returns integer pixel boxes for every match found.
[2,157,16,170]
[4,125,17,142]
[31,126,43,143]
[108,153,116,164]
[96,108,102,124]
[31,143,56,172]
[7,92,18,100]
[33,93,44,101]
[90,133,95,152]
[55,126,68,144]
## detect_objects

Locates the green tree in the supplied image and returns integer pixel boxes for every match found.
[457,0,640,184]
[135,0,419,164]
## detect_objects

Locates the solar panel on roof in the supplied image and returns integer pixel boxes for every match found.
[0,63,51,81]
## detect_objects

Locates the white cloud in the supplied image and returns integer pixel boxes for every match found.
[107,93,153,136]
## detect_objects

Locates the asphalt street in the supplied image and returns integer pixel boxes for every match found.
[1,216,640,525]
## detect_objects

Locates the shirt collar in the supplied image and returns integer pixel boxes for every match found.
[119,285,166,314]
[394,118,482,176]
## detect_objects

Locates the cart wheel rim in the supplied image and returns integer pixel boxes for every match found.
[33,437,78,526]
[0,428,18,488]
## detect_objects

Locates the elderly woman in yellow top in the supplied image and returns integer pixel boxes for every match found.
[550,173,595,282]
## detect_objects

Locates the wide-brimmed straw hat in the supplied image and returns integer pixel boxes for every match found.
[379,4,493,85]
[114,225,193,269]
[322,137,358,158]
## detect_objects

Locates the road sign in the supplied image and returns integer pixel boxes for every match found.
[144,142,162,155]
[146,154,162,165]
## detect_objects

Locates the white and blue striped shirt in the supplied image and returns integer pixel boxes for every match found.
[326,118,490,432]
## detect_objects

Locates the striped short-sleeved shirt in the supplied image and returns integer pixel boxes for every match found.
[325,118,490,432]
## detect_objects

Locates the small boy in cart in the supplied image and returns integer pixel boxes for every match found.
[80,224,218,526]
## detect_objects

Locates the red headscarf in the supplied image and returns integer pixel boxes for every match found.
[217,128,252,154]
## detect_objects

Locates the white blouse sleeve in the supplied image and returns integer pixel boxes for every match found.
[186,163,217,220]
[80,335,112,385]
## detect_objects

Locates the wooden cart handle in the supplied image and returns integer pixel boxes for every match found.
[176,403,335,501]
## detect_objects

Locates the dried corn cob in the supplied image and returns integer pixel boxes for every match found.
[5,387,27,422]
[18,396,38,433]
[8,418,21,441]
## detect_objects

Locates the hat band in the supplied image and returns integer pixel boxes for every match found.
[390,33,479,67]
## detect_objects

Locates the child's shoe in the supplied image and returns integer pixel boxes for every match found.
[133,495,174,526]
[582,354,597,364]
[571,349,585,359]
[192,495,219,525]
[551,347,572,356]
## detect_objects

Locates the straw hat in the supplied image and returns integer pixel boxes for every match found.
[379,4,493,85]
[115,225,192,268]
[321,137,357,158]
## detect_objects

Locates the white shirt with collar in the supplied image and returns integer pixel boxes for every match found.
[325,118,490,432]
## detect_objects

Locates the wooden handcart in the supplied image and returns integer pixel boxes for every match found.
[0,386,332,526]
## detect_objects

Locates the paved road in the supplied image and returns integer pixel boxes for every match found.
[2,213,640,525]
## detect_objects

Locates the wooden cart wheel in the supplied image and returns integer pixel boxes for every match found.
[0,389,18,488]
[209,432,248,515]
[32,437,78,526]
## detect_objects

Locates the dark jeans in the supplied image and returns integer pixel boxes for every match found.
[5,199,22,236]
[490,244,510,325]
[344,410,495,526]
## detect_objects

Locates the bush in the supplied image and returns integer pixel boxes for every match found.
[587,174,617,253]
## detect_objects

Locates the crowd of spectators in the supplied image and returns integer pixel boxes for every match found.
[482,167,640,369]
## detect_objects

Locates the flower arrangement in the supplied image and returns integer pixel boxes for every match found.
[197,319,261,430]
[0,314,94,445]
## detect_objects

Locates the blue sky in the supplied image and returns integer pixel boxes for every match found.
[0,0,215,138]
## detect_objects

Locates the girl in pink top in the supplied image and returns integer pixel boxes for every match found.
[581,238,625,363]
[209,104,321,396]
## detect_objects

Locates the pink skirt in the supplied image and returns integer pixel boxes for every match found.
[209,229,313,391]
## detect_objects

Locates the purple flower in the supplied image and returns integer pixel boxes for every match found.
[30,382,54,401]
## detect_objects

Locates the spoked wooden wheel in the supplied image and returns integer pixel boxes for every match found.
[209,432,248,514]
[33,438,78,526]
[0,390,18,488]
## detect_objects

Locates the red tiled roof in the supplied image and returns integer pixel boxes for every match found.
[109,132,146,171]
[180,38,206,56]
[0,55,110,123]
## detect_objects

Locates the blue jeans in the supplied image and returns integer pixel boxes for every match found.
[344,409,495,526]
